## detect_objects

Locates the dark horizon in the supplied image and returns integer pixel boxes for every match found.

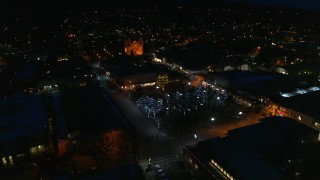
[1,0,320,12]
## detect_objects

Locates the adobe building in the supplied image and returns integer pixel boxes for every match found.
[124,38,143,56]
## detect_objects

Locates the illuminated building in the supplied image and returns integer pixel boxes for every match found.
[0,94,49,168]
[182,116,318,180]
[108,62,182,91]
[124,38,143,56]
[207,70,320,130]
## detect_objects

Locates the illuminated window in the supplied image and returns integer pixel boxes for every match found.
[80,82,87,87]
[16,154,25,158]
[8,156,14,166]
[30,145,45,155]
[2,157,7,166]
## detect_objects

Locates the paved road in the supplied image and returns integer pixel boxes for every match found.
[110,93,263,180]
[172,112,262,150]
[110,93,184,179]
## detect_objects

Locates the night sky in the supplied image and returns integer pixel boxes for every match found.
[174,0,320,10]
[229,0,320,10]
[1,0,319,11]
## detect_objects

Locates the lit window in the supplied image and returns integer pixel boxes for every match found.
[8,156,14,166]
[2,157,7,166]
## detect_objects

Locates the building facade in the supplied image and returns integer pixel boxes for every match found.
[124,38,143,56]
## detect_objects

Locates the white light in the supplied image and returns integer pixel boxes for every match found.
[296,89,307,94]
[281,93,292,97]
[217,97,220,100]
[211,117,215,121]
[194,134,197,139]
[310,86,320,91]
[239,111,242,115]
[188,82,191,85]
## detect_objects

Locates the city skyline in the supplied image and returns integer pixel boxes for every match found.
[0,1,320,180]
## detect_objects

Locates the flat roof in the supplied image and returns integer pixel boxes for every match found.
[60,86,135,138]
[0,94,48,155]
[52,164,144,180]
[237,76,304,98]
[271,91,320,120]
[210,70,276,84]
[187,137,281,180]
[228,116,318,151]
[185,116,317,180]
[222,71,320,119]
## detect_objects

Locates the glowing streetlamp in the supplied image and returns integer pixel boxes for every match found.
[211,117,215,121]
[239,111,243,115]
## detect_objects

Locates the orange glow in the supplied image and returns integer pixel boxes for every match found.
[124,38,143,56]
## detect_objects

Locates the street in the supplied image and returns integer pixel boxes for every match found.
[110,93,263,180]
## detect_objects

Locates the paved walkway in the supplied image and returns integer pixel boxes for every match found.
[109,93,176,163]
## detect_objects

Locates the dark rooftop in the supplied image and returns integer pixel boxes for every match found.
[209,70,276,87]
[185,116,318,180]
[271,91,320,120]
[60,86,135,138]
[52,164,145,180]
[0,94,48,156]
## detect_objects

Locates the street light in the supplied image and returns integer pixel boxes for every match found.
[239,111,243,115]
[211,117,215,121]
[194,133,197,140]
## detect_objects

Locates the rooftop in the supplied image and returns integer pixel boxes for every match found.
[60,86,135,138]
[0,94,48,156]
[209,70,276,87]
[272,90,320,120]
[185,116,318,180]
